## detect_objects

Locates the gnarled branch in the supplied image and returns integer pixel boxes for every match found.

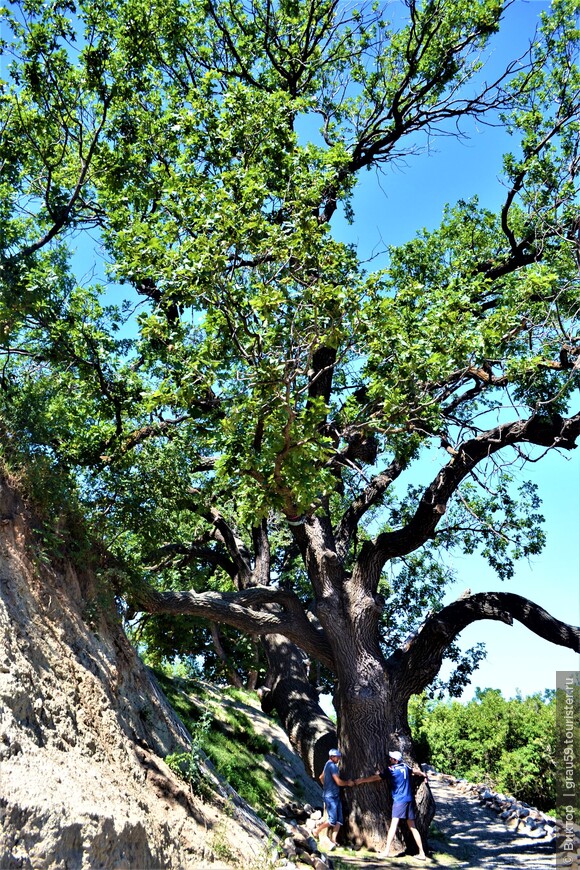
[336,458,405,559]
[131,583,335,670]
[364,410,580,573]
[389,591,580,699]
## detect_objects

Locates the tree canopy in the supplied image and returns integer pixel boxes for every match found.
[2,0,580,846]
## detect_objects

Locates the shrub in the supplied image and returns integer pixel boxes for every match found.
[409,688,556,811]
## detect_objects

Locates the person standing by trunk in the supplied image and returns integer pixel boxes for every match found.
[313,749,354,850]
[355,750,428,860]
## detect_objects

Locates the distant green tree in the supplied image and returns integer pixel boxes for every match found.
[410,689,556,810]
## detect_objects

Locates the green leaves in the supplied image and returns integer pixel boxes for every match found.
[410,689,557,810]
[2,0,580,681]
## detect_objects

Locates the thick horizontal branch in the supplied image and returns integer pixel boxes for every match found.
[364,410,580,572]
[390,591,580,699]
[131,583,335,670]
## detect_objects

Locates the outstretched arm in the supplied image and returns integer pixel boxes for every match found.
[354,773,382,785]
[412,767,428,782]
[333,773,355,787]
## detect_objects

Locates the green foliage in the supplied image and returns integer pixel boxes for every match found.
[165,707,214,797]
[409,688,557,810]
[1,0,580,697]
[205,728,276,806]
[156,670,281,828]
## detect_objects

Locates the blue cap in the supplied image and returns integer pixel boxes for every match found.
[329,748,342,757]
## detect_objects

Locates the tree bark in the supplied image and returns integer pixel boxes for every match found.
[331,645,435,850]
[260,633,337,778]
[301,546,436,850]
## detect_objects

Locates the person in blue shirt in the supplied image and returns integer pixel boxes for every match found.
[313,749,354,850]
[355,750,428,860]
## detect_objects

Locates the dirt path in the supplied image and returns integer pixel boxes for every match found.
[329,777,557,870]
[424,776,556,867]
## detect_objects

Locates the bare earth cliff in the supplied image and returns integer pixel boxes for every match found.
[0,475,271,869]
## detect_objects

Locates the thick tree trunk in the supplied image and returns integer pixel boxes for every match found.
[259,633,337,778]
[334,661,434,852]
[259,631,435,851]
[313,548,435,852]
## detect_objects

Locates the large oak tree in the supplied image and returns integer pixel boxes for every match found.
[2,0,580,849]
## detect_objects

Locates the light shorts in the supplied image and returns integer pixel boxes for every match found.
[324,794,343,826]
[392,800,415,820]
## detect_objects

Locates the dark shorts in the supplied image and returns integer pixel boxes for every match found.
[324,794,343,826]
[392,800,415,820]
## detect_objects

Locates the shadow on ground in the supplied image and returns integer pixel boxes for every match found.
[325,777,556,869]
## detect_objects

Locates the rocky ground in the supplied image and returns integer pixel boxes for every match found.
[311,776,558,869]
[0,472,570,869]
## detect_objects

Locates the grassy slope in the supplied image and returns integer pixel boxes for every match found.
[153,672,323,835]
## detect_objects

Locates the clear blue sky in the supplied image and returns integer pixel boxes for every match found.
[437,451,580,700]
[327,0,580,700]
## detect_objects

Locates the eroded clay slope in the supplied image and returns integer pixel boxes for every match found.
[0,476,270,869]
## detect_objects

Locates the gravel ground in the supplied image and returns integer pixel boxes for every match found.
[425,776,557,868]
[327,776,557,870]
